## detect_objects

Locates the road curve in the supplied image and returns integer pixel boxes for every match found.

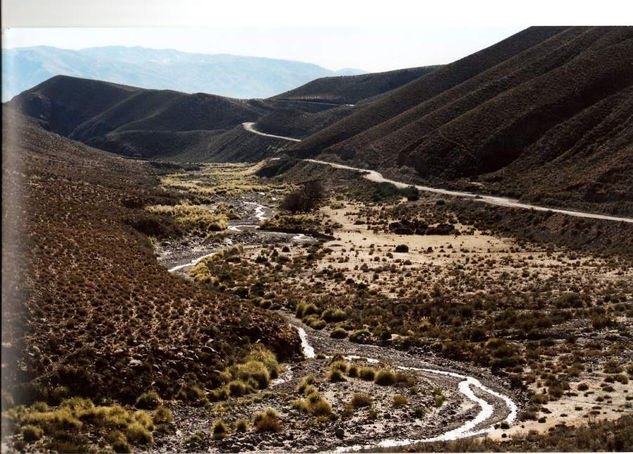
[242,122,301,142]
[302,159,633,224]
[242,125,632,223]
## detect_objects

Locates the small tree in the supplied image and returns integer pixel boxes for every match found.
[281,180,325,213]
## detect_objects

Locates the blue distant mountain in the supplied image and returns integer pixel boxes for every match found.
[1,46,366,101]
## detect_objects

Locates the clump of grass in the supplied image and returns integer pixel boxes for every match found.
[296,375,317,394]
[176,384,209,406]
[349,329,371,343]
[359,367,376,381]
[244,344,280,379]
[303,314,327,330]
[347,364,359,378]
[433,388,445,407]
[253,408,282,432]
[291,399,309,413]
[330,360,349,373]
[212,420,229,440]
[110,433,132,453]
[375,369,397,386]
[306,394,334,418]
[235,418,248,432]
[330,327,348,339]
[350,393,372,409]
[392,394,408,406]
[152,405,173,424]
[321,308,348,323]
[147,203,228,233]
[21,424,43,442]
[228,380,252,397]
[236,361,270,389]
[126,422,153,444]
[328,369,346,382]
[135,391,161,410]
[296,302,319,318]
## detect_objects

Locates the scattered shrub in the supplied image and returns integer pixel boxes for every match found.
[328,369,346,382]
[253,408,282,432]
[375,369,397,386]
[330,327,348,339]
[21,424,43,442]
[126,422,153,444]
[235,418,248,433]
[350,393,372,408]
[392,394,408,406]
[359,367,376,381]
[212,420,229,440]
[322,308,348,323]
[135,391,161,410]
[152,405,173,424]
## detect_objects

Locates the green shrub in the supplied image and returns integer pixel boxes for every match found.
[135,391,161,410]
[303,314,326,330]
[350,393,372,408]
[212,420,229,440]
[375,369,397,386]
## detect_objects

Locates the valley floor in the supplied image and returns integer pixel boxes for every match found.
[4,156,632,453]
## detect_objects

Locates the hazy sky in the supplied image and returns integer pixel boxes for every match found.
[3,27,524,72]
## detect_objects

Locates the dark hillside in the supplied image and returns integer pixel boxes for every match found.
[9,76,268,159]
[273,65,439,104]
[290,26,566,158]
[288,26,633,214]
[1,108,299,404]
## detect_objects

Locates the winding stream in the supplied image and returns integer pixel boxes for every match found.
[165,196,519,451]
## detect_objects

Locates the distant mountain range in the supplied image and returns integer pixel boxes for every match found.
[1,46,365,101]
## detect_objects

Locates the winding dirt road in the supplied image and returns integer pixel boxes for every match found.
[242,122,302,142]
[241,122,633,224]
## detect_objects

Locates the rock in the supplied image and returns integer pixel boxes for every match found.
[128,359,142,368]
[335,428,345,439]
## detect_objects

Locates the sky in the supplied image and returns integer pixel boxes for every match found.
[2,0,631,72]
[2,27,524,72]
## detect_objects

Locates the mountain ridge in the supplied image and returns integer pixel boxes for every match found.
[1,45,366,101]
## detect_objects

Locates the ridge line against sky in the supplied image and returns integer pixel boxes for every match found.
[2,0,631,72]
[2,28,525,72]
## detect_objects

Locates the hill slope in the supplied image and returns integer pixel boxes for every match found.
[2,106,299,404]
[2,46,365,101]
[9,75,275,159]
[272,65,439,104]
[10,63,448,159]
[288,26,633,214]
